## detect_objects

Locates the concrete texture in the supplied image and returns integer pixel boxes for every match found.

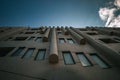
[0,26,120,80]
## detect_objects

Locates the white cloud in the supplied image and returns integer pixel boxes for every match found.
[99,8,110,21]
[114,0,120,8]
[99,0,120,27]
[107,15,120,27]
[98,7,116,27]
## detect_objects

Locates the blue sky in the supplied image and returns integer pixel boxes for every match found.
[0,0,113,27]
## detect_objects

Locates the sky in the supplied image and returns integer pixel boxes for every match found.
[0,0,117,28]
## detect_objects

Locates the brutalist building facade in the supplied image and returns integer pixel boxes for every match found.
[0,26,120,80]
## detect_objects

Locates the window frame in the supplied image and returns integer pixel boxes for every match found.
[62,51,75,65]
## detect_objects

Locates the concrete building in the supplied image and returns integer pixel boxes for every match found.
[0,26,120,80]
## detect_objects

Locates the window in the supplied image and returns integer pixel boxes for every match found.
[31,28,39,30]
[63,52,75,64]
[0,30,4,33]
[25,32,34,34]
[87,32,97,35]
[19,32,23,34]
[67,39,75,44]
[35,49,46,60]
[59,38,65,43]
[58,32,62,35]
[114,38,120,41]
[76,52,92,66]
[99,38,119,43]
[35,37,42,42]
[28,37,35,41]
[22,48,35,59]
[11,47,25,56]
[0,47,15,57]
[6,37,13,41]
[90,54,110,69]
[14,37,27,41]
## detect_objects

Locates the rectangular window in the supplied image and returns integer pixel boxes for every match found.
[99,38,119,43]
[67,39,75,44]
[0,47,15,57]
[25,32,34,34]
[58,32,62,35]
[114,38,120,41]
[79,29,87,31]
[76,52,92,66]
[90,54,110,69]
[11,47,25,56]
[35,37,42,42]
[87,32,97,35]
[63,52,75,64]
[22,48,35,59]
[14,37,27,41]
[35,49,46,60]
[59,38,65,43]
[28,37,35,41]
[19,32,23,34]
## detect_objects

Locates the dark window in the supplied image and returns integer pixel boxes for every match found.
[90,54,110,69]
[99,38,119,43]
[31,28,39,30]
[25,32,34,34]
[58,32,62,34]
[59,38,65,43]
[35,49,46,60]
[35,37,42,42]
[0,47,14,57]
[76,52,92,66]
[11,47,25,56]
[28,37,35,41]
[19,32,23,34]
[63,52,75,64]
[67,39,75,44]
[14,37,27,41]
[22,48,35,59]
[114,38,120,41]
[0,30,4,33]
[87,32,97,35]
[5,37,13,41]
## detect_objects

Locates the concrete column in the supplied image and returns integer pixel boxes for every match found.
[67,28,86,44]
[49,27,58,63]
[43,28,50,42]
[61,27,69,35]
[41,27,47,34]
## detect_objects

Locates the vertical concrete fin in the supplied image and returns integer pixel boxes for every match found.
[67,28,86,44]
[49,27,58,63]
[43,28,50,42]
[61,27,69,35]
